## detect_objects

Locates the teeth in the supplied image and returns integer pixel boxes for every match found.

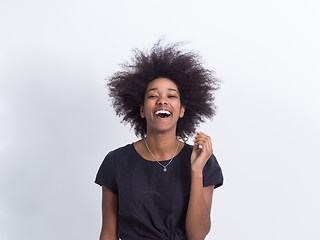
[155,110,171,115]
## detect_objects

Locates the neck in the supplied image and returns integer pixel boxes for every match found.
[144,130,179,160]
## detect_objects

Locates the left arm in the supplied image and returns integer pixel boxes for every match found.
[185,132,215,240]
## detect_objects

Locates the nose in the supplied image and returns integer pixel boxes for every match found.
[156,96,168,105]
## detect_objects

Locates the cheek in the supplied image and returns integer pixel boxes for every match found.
[143,104,153,117]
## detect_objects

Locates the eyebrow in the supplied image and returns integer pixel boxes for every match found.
[146,88,179,94]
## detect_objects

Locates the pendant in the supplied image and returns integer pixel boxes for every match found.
[163,167,167,172]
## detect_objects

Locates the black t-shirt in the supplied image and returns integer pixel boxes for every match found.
[95,143,223,240]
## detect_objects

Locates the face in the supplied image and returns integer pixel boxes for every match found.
[140,78,185,134]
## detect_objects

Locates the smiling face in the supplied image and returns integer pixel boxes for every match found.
[140,78,185,135]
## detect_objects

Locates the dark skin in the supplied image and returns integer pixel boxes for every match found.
[99,78,215,240]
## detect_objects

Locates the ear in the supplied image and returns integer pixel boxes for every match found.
[179,105,185,118]
[140,105,145,118]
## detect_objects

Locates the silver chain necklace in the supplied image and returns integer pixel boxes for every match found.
[144,139,180,172]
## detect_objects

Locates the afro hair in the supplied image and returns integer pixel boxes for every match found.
[107,40,221,140]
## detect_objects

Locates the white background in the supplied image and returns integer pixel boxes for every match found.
[1,0,319,239]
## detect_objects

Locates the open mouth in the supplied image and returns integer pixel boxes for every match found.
[155,109,172,119]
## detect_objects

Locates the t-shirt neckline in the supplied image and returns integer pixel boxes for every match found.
[130,142,187,163]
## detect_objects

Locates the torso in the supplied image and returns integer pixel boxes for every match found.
[95,142,223,240]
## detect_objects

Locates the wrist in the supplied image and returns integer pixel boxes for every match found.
[191,169,203,177]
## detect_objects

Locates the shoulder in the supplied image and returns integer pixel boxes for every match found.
[106,143,133,160]
[98,144,135,172]
[172,142,193,160]
[182,142,193,153]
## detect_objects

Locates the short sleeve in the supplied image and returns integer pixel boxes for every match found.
[203,154,223,189]
[94,152,118,195]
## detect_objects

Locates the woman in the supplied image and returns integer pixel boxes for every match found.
[95,41,223,240]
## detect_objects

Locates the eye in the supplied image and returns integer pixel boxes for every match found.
[147,95,157,98]
[168,95,178,98]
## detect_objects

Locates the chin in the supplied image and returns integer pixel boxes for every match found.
[149,125,177,134]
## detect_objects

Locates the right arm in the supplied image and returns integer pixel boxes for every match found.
[99,186,119,240]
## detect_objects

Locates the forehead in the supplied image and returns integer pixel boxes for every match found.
[146,78,178,91]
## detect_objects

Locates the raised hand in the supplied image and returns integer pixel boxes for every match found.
[190,132,213,173]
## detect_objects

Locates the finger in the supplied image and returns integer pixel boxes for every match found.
[194,132,208,138]
[193,142,200,151]
[193,133,212,150]
[205,136,213,152]
[194,131,207,138]
[194,139,213,154]
[193,135,211,144]
[193,139,208,149]
[193,138,209,144]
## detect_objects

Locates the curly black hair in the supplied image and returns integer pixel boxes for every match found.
[107,40,221,140]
